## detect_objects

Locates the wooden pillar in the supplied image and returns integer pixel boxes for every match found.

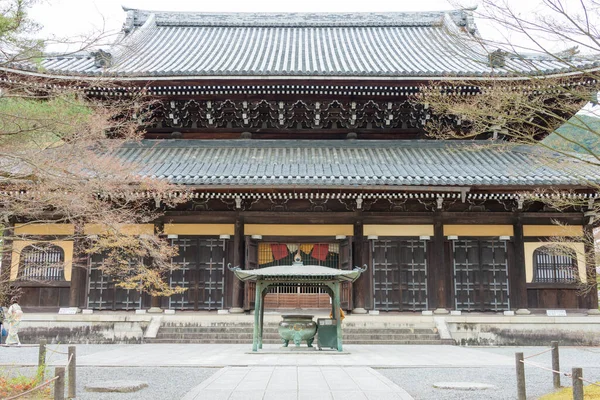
[511,217,528,310]
[69,222,85,308]
[433,214,447,309]
[583,223,598,309]
[352,221,368,312]
[231,217,244,312]
[1,220,15,303]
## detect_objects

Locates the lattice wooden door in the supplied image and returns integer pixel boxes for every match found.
[452,239,510,311]
[168,237,226,310]
[87,253,142,310]
[372,238,428,311]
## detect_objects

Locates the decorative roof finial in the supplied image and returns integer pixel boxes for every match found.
[489,49,506,68]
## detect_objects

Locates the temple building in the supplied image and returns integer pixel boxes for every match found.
[3,8,600,314]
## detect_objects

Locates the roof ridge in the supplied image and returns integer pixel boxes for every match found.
[120,8,474,28]
[129,139,521,150]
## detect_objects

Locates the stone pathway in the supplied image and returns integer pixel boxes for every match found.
[65,344,514,367]
[182,366,414,400]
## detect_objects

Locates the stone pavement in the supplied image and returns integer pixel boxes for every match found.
[182,366,414,400]
[60,344,514,368]
[0,343,520,399]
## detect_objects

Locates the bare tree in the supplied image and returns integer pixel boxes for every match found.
[0,0,186,306]
[420,0,600,295]
[426,1,600,153]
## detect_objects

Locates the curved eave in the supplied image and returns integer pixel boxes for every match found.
[3,66,600,83]
[232,265,362,283]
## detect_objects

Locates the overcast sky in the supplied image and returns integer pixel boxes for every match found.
[27,0,497,46]
[26,0,590,54]
[29,0,466,39]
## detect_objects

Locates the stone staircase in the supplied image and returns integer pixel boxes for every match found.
[145,319,453,345]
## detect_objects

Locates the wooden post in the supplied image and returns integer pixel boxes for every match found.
[512,218,528,309]
[515,352,526,400]
[259,287,266,349]
[1,220,15,306]
[572,367,583,400]
[252,281,261,352]
[38,339,47,369]
[551,341,560,389]
[150,295,161,310]
[231,218,244,311]
[54,366,65,400]
[353,221,366,311]
[583,224,598,309]
[433,216,447,309]
[68,346,76,399]
[69,222,85,308]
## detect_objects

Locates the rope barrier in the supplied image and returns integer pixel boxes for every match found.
[46,347,68,355]
[1,345,76,399]
[521,359,567,376]
[0,353,73,368]
[523,348,554,359]
[521,354,600,388]
[3,375,59,400]
[0,363,39,367]
[578,377,600,387]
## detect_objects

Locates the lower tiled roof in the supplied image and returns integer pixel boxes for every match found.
[116,139,600,188]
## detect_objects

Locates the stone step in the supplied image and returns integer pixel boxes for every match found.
[161,323,436,329]
[155,331,438,339]
[147,338,446,345]
[148,320,444,345]
[154,333,441,341]
[157,326,436,335]
[342,340,446,345]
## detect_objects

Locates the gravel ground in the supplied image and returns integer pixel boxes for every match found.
[378,346,600,400]
[2,345,600,399]
[2,365,218,399]
[74,366,217,400]
[0,345,219,399]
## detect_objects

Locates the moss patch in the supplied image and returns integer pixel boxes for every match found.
[539,382,600,399]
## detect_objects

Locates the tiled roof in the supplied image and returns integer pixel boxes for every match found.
[115,139,600,188]
[36,9,597,78]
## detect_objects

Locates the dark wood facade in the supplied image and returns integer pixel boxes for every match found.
[8,205,597,312]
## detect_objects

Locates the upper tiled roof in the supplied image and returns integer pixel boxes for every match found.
[35,8,597,79]
[114,139,600,188]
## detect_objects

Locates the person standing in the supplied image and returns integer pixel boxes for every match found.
[0,306,5,344]
[5,300,23,346]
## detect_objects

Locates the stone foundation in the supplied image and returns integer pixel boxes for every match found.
[447,315,600,346]
[14,312,600,346]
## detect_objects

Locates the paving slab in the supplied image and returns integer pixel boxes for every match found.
[84,380,148,392]
[432,382,496,390]
[182,366,414,400]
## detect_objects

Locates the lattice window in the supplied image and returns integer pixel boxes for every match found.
[18,243,65,281]
[533,246,579,284]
